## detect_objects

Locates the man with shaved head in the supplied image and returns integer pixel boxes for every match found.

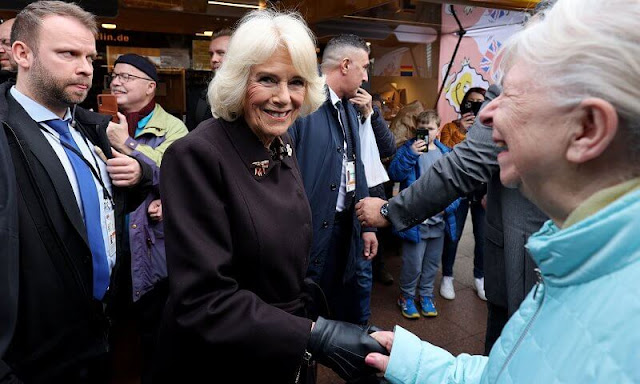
[289,34,380,327]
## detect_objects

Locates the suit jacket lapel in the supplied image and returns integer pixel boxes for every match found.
[322,100,344,151]
[7,96,89,246]
[74,107,113,159]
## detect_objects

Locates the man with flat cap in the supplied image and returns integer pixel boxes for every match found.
[107,52,187,383]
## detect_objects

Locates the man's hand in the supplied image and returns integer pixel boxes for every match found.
[362,231,378,260]
[364,331,394,374]
[349,87,373,118]
[106,112,132,155]
[148,199,163,221]
[355,197,390,228]
[107,148,142,187]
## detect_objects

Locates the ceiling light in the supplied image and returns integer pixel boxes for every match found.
[208,1,264,9]
[101,23,117,29]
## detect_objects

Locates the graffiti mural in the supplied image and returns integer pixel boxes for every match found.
[442,59,490,113]
[437,4,528,124]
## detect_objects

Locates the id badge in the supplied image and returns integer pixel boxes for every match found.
[103,199,116,261]
[346,161,356,193]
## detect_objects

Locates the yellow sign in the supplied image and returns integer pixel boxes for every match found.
[192,40,211,71]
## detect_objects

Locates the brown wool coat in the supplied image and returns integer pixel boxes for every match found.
[154,117,313,383]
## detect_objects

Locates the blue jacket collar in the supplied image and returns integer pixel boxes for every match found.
[527,188,640,286]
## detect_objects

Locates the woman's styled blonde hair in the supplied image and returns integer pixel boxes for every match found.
[208,9,325,121]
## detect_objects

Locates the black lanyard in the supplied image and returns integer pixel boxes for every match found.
[40,124,115,206]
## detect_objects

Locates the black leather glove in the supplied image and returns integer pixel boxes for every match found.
[360,323,384,334]
[308,316,388,381]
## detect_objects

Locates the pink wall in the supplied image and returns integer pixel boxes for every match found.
[437,5,527,126]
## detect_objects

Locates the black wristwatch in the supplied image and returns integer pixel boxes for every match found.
[371,106,380,120]
[380,203,390,222]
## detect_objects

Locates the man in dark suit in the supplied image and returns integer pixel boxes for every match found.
[356,85,548,353]
[0,18,16,84]
[0,2,151,382]
[289,34,378,325]
[187,28,232,131]
[0,89,17,384]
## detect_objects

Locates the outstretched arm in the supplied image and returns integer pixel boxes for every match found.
[366,327,488,384]
[357,85,502,231]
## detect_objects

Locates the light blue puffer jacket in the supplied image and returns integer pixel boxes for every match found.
[385,188,640,383]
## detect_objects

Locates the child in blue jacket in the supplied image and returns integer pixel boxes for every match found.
[388,110,460,319]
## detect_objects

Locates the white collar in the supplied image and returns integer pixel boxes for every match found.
[328,86,341,108]
[10,86,72,123]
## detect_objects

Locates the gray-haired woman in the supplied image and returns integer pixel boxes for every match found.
[365,0,640,382]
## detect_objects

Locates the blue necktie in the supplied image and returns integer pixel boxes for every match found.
[47,119,110,300]
[336,100,355,161]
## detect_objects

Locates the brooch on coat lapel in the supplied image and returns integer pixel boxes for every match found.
[251,160,269,177]
[270,142,293,161]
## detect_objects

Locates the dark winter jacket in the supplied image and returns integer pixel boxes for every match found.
[0,82,151,383]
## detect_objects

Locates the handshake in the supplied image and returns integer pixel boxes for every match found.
[307,317,388,381]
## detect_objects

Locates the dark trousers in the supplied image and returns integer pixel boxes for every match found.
[484,301,509,355]
[442,198,485,278]
[369,183,388,273]
[111,279,169,384]
[47,354,110,384]
[135,280,169,384]
[319,207,366,323]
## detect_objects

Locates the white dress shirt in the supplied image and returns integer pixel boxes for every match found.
[11,87,116,273]
[358,113,390,188]
[328,87,351,212]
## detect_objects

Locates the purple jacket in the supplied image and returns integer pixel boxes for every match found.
[127,105,188,301]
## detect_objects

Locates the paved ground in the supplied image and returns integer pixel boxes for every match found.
[318,213,487,383]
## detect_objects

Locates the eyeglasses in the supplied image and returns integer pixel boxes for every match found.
[109,72,154,83]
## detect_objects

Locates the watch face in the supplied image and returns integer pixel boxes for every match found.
[380,203,389,218]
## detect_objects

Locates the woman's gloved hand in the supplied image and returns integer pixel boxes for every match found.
[308,317,388,381]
